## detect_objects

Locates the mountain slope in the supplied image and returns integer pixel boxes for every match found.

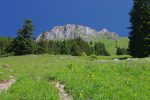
[36,24,129,55]
[36,24,119,42]
[100,37,129,55]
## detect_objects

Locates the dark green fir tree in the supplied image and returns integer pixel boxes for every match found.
[60,40,70,55]
[71,42,82,56]
[10,20,34,55]
[129,0,150,57]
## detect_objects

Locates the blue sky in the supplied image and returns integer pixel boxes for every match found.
[0,0,133,37]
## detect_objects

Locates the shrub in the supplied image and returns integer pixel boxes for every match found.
[116,47,128,55]
[90,54,98,61]
[0,48,14,57]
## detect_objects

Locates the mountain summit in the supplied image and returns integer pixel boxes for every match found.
[36,24,119,42]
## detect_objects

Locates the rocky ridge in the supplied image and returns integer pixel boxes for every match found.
[36,24,119,42]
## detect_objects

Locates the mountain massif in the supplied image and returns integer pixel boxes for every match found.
[36,24,119,42]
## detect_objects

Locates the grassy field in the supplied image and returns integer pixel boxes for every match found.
[0,55,149,100]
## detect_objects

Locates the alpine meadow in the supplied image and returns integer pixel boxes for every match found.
[0,0,150,100]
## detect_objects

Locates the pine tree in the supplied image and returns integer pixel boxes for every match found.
[86,46,94,56]
[90,41,93,46]
[116,47,128,55]
[71,42,82,56]
[60,40,69,55]
[10,20,34,55]
[101,43,110,56]
[34,41,48,54]
[129,0,150,57]
[94,42,110,56]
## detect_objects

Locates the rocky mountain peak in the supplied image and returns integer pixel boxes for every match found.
[98,28,109,34]
[36,24,119,42]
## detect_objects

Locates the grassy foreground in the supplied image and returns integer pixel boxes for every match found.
[0,55,149,100]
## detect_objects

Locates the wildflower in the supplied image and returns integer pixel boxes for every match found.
[80,93,83,97]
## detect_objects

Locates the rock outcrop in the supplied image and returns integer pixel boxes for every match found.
[36,24,119,42]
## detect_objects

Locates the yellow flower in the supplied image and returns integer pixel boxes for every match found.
[80,93,83,97]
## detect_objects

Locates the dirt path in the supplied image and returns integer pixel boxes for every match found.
[54,82,72,100]
[0,79,15,93]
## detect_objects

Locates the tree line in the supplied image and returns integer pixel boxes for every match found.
[33,37,110,56]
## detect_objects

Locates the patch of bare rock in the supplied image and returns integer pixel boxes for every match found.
[0,79,15,93]
[54,82,72,100]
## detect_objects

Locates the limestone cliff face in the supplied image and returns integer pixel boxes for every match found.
[36,24,119,42]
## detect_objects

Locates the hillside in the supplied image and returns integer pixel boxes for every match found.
[101,37,129,55]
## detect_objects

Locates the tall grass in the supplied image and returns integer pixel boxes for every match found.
[0,55,149,100]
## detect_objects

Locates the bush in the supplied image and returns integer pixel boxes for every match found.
[116,47,128,55]
[0,48,14,57]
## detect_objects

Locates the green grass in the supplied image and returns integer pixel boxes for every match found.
[0,55,149,100]
[101,37,129,55]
